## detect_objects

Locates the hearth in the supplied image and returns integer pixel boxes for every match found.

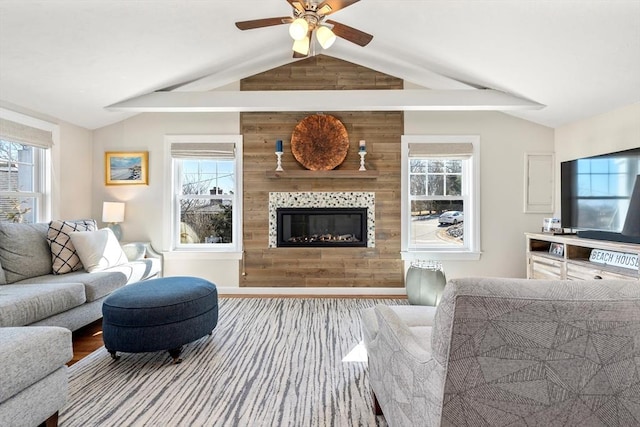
[277,207,367,247]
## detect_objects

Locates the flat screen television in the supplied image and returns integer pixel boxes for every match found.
[561,147,640,237]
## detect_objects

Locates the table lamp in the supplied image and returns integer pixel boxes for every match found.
[102,201,125,241]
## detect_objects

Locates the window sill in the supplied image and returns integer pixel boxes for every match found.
[401,250,481,262]
[162,251,243,260]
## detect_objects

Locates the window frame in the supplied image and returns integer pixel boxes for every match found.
[164,135,243,254]
[0,108,54,223]
[401,135,481,261]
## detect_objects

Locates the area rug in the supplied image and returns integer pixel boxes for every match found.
[60,298,404,426]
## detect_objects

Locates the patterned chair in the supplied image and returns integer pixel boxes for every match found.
[362,277,640,426]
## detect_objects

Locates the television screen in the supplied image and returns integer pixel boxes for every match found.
[561,147,640,232]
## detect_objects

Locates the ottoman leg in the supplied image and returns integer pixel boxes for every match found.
[168,347,183,364]
[108,350,120,361]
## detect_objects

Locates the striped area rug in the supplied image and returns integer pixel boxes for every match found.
[60,298,404,426]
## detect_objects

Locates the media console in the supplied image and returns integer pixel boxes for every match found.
[525,232,640,281]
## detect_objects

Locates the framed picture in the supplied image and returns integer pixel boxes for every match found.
[105,151,148,185]
[549,242,564,257]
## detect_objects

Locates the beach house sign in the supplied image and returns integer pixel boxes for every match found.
[589,249,639,270]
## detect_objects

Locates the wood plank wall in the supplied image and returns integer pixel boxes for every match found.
[240,56,404,288]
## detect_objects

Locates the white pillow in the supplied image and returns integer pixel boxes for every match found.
[69,228,129,272]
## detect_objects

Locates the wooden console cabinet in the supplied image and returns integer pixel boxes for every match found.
[525,232,640,281]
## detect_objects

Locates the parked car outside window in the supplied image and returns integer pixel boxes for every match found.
[439,210,464,225]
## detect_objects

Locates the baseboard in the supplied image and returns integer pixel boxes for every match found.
[217,287,407,297]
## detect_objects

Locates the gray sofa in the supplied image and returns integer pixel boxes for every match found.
[362,277,640,426]
[0,221,161,426]
[0,221,161,331]
[0,327,72,427]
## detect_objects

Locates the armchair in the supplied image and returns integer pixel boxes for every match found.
[362,277,640,426]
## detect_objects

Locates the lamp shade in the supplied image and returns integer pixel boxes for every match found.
[316,26,336,49]
[622,175,640,237]
[102,202,125,223]
[292,36,310,55]
[289,18,308,40]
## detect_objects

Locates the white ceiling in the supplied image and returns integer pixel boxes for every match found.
[0,0,638,130]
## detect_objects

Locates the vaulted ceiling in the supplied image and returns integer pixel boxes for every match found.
[0,0,638,130]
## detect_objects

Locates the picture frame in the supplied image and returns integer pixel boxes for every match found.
[549,242,564,257]
[105,151,148,185]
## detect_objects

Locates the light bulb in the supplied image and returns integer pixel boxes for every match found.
[316,26,336,49]
[289,18,309,40]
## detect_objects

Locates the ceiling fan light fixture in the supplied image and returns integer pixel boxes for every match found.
[289,18,309,40]
[292,36,310,55]
[316,26,336,49]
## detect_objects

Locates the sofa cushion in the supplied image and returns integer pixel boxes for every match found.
[0,222,52,283]
[70,228,128,272]
[0,326,72,403]
[15,270,130,302]
[0,282,86,327]
[47,219,97,274]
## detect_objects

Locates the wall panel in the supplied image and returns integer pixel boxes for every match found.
[240,56,404,288]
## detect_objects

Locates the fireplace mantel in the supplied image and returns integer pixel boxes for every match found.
[266,170,378,179]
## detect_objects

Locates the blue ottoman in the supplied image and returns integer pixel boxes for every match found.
[102,276,218,363]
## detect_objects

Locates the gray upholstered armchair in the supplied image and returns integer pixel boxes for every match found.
[362,277,640,426]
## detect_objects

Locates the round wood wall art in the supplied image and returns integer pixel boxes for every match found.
[291,114,349,171]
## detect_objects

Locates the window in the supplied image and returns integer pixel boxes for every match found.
[0,111,53,223]
[401,135,480,260]
[167,136,242,252]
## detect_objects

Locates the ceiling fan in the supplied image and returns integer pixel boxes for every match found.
[235,0,373,58]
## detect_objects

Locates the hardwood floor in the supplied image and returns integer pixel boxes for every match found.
[68,319,104,366]
[68,294,406,366]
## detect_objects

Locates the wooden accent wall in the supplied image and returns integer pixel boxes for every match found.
[240,56,404,288]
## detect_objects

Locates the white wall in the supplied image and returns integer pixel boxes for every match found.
[554,103,640,217]
[91,111,241,286]
[404,110,555,279]
[56,122,93,219]
[554,103,640,163]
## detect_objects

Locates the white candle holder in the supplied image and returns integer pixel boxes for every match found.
[275,151,284,171]
[359,151,367,171]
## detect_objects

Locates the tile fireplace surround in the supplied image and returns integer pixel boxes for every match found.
[268,192,375,248]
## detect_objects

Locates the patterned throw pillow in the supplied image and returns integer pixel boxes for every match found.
[47,219,97,274]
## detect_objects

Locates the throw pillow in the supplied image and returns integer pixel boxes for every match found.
[70,228,129,273]
[47,219,97,274]
[0,222,52,283]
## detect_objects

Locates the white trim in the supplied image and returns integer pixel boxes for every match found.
[401,250,482,262]
[523,152,555,213]
[401,135,481,257]
[107,89,545,112]
[0,107,57,132]
[163,134,243,252]
[162,251,243,260]
[216,287,407,296]
[0,108,56,222]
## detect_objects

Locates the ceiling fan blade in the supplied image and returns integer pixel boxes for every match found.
[235,17,291,30]
[317,0,360,15]
[326,20,373,46]
[286,0,306,13]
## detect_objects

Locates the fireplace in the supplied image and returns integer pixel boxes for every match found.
[277,208,367,247]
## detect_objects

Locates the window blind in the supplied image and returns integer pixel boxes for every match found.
[0,118,53,148]
[408,142,474,158]
[170,142,236,159]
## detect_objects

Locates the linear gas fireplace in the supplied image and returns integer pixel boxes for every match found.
[277,207,368,247]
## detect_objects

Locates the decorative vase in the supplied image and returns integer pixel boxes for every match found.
[405,261,447,306]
